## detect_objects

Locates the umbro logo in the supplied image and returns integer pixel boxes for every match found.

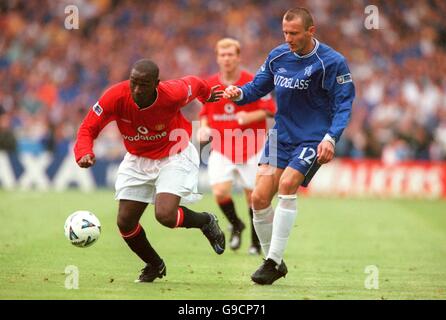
[277,67,287,74]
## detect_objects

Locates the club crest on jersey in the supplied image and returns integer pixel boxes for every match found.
[92,102,103,116]
[304,65,313,77]
[336,73,352,84]
[224,103,235,114]
[154,124,165,131]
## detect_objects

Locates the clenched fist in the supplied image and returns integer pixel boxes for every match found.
[77,154,96,168]
[223,85,242,100]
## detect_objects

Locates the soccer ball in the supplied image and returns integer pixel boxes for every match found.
[64,210,101,248]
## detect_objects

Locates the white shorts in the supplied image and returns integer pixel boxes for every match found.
[115,142,202,204]
[207,150,260,190]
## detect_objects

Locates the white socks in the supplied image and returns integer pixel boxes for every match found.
[252,205,274,257]
[267,194,298,265]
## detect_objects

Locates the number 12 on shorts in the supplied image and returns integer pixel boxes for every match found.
[298,147,316,165]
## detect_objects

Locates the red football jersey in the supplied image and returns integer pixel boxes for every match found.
[74,76,211,161]
[199,71,276,163]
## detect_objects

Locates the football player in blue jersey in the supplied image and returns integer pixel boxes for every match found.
[224,7,355,285]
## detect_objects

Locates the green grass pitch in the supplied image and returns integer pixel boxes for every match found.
[0,190,445,300]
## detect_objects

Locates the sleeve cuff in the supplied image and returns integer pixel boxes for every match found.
[323,133,336,147]
[234,88,244,102]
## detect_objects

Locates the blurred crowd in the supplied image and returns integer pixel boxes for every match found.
[1,0,446,162]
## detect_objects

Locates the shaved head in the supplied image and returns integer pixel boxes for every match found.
[131,59,159,80]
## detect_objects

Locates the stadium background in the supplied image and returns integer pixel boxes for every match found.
[1,0,446,197]
[0,0,445,300]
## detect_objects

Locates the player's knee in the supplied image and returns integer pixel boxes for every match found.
[251,191,270,210]
[215,193,232,204]
[155,207,176,228]
[117,215,138,234]
[278,178,299,194]
[212,187,231,203]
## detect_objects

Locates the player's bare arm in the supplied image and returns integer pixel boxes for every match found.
[77,154,96,168]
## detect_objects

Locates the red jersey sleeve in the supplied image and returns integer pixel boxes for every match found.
[73,89,117,162]
[161,76,211,108]
[179,76,212,105]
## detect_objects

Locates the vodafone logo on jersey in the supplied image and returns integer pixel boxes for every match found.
[212,103,237,121]
[137,126,149,134]
[123,126,167,142]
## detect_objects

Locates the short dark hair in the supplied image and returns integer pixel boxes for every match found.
[131,59,159,79]
[283,7,314,30]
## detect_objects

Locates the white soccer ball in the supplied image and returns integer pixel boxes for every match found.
[64,210,101,248]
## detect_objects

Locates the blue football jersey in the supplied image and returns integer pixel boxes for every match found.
[237,39,355,145]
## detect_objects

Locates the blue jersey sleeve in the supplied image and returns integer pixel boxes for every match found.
[237,55,275,105]
[324,58,355,142]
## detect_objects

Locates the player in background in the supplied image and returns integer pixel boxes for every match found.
[74,59,225,283]
[197,38,276,255]
[224,8,355,284]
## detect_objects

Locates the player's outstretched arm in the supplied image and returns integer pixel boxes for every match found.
[77,154,96,168]
[74,88,117,166]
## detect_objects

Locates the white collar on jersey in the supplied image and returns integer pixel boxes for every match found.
[293,38,320,59]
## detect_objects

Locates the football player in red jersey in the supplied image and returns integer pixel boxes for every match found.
[74,59,225,282]
[198,38,276,255]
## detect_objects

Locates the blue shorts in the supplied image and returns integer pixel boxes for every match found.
[259,135,321,187]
